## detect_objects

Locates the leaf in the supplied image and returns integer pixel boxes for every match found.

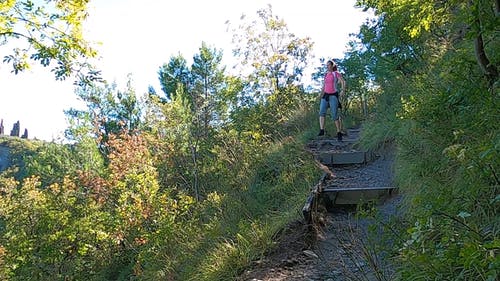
[457,211,471,219]
[479,148,493,159]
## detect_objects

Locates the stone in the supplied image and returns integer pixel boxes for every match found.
[10,121,20,137]
[303,250,319,259]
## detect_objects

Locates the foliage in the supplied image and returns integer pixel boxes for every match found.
[158,53,191,101]
[65,75,144,159]
[0,136,41,180]
[227,4,314,101]
[0,98,319,281]
[348,0,499,280]
[150,44,241,200]
[0,131,198,280]
[191,42,229,129]
[179,123,319,280]
[0,0,100,83]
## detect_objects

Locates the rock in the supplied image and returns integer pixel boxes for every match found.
[10,121,20,137]
[21,128,28,139]
[303,250,319,259]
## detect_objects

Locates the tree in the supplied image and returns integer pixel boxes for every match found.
[0,0,99,82]
[228,4,314,101]
[151,44,242,200]
[65,75,143,158]
[158,54,191,101]
[356,0,498,88]
[226,5,314,140]
[191,42,227,132]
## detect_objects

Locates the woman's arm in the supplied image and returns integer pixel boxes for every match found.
[339,75,346,95]
[319,76,326,99]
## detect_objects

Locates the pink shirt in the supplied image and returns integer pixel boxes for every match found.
[324,71,342,93]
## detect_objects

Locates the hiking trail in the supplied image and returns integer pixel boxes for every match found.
[237,128,402,281]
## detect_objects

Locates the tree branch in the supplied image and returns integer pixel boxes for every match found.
[434,211,484,240]
[0,31,31,41]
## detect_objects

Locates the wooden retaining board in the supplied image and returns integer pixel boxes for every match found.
[347,128,361,132]
[302,193,315,223]
[302,172,330,223]
[322,186,397,205]
[317,150,367,165]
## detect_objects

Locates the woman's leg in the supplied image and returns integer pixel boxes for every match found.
[330,96,342,140]
[318,98,328,135]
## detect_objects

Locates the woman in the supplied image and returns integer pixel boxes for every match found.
[318,60,346,141]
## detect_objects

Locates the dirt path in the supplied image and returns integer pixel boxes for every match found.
[237,135,402,281]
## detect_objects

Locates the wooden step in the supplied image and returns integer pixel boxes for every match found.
[321,186,398,205]
[316,150,369,165]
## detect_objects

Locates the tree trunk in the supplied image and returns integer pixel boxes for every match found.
[474,32,498,86]
[361,92,368,117]
[471,1,499,87]
[190,144,200,201]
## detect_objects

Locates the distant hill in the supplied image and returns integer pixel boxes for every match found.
[0,142,10,172]
[0,136,42,177]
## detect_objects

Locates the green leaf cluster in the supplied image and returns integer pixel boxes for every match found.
[1,0,98,82]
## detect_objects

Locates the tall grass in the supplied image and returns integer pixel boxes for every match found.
[174,101,321,280]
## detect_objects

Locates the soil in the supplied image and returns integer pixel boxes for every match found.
[236,135,403,281]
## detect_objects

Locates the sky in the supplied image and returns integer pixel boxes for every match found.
[0,0,372,141]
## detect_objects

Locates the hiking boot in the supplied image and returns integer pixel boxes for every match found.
[337,132,343,142]
[318,129,325,136]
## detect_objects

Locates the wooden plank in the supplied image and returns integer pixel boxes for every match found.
[317,153,332,165]
[322,187,398,205]
[334,190,388,204]
[316,150,371,165]
[302,172,330,223]
[335,138,358,144]
[347,128,361,134]
[302,193,315,222]
[323,186,397,192]
[317,139,358,146]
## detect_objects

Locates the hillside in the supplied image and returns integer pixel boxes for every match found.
[0,136,42,177]
[0,144,10,172]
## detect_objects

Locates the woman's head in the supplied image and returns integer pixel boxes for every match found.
[327,60,338,71]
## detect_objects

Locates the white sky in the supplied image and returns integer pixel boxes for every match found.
[0,0,372,141]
